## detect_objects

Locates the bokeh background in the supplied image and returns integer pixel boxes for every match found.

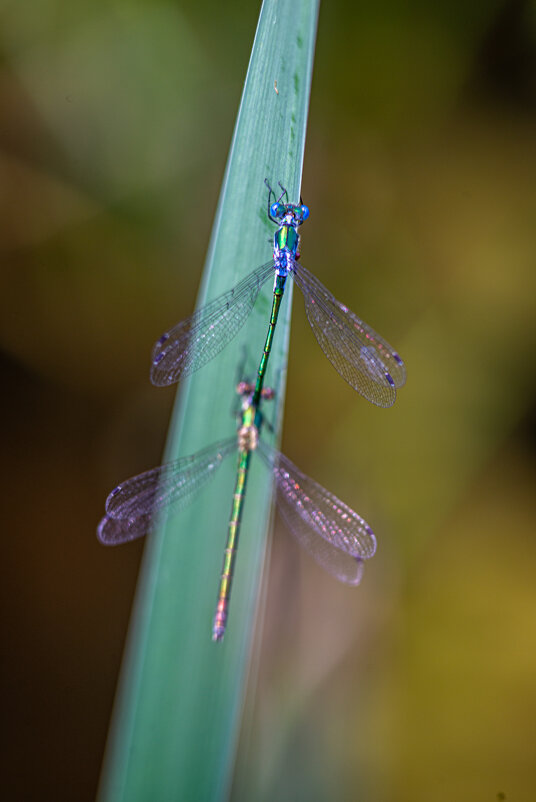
[1,0,535,800]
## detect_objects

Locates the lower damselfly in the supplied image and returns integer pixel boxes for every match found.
[98,382,376,641]
[151,180,406,408]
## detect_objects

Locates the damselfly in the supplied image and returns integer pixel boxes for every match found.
[98,382,376,641]
[151,180,406,408]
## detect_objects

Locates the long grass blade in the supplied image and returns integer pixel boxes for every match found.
[97,0,319,799]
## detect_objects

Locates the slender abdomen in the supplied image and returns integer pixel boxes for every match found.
[212,448,251,641]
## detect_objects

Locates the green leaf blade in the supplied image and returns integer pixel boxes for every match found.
[98,1,319,799]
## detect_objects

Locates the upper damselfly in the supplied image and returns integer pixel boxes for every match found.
[151,180,406,408]
[98,382,376,641]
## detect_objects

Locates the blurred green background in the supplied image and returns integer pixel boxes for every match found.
[1,0,535,800]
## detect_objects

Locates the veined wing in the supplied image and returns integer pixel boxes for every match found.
[98,438,237,545]
[291,260,404,406]
[259,443,376,585]
[151,262,274,386]
[335,300,406,388]
[98,437,235,545]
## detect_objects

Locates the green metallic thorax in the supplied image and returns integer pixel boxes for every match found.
[275,224,299,255]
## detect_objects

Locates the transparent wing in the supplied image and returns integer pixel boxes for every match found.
[291,260,404,406]
[97,513,151,545]
[259,443,376,585]
[97,438,237,545]
[335,300,406,389]
[151,262,274,386]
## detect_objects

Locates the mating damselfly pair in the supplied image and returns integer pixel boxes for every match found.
[98,180,405,640]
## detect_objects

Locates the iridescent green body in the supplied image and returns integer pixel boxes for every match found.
[275,223,299,254]
[252,273,286,406]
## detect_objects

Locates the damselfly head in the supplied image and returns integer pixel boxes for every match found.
[270,202,310,225]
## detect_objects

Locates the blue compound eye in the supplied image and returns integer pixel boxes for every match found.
[300,205,310,220]
[270,202,282,218]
